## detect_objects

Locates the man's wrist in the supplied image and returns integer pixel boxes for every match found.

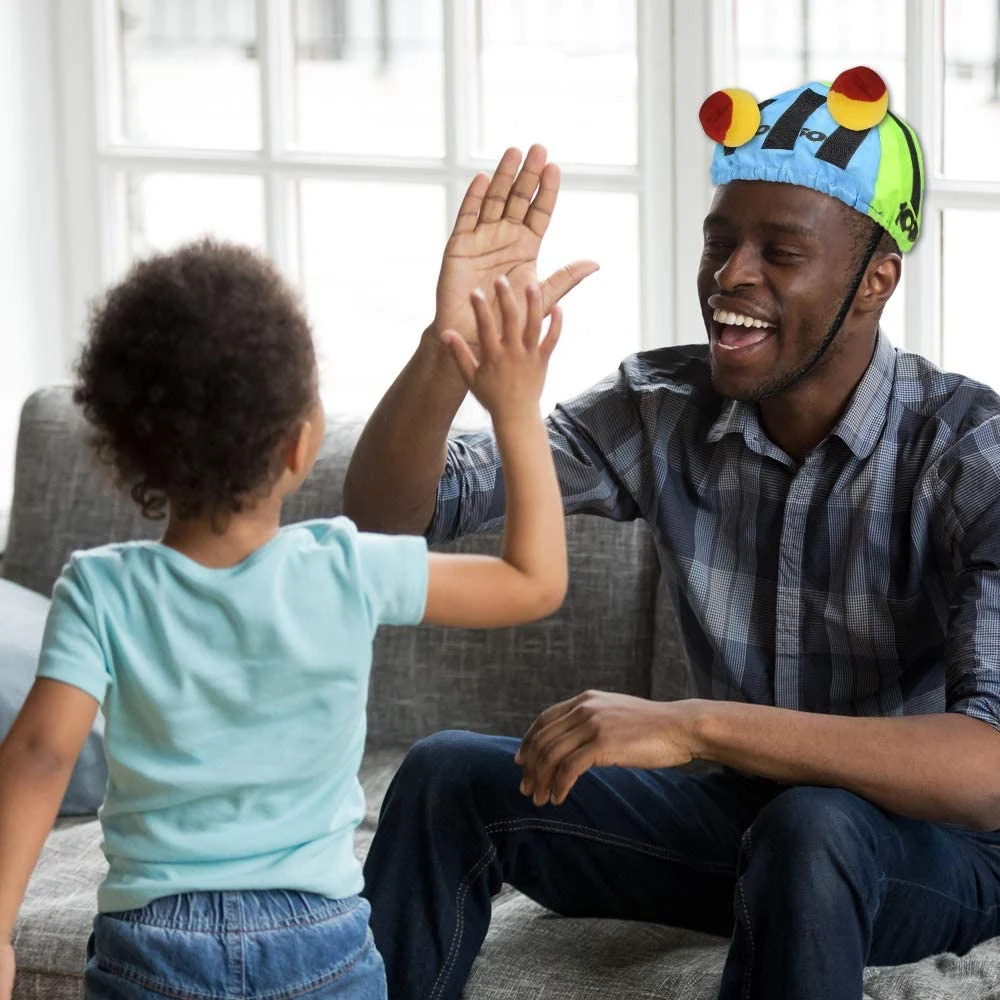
[683,698,722,762]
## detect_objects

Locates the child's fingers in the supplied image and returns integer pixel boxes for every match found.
[494,276,521,349]
[539,305,563,360]
[471,289,500,361]
[523,283,543,350]
[441,330,480,386]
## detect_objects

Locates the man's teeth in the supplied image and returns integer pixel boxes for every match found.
[712,308,774,329]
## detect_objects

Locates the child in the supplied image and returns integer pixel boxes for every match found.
[0,239,567,999]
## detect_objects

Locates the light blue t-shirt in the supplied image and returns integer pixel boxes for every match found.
[36,517,428,913]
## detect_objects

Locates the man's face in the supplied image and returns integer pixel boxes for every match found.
[696,180,861,401]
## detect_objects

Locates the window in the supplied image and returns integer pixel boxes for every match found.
[55,0,1000,426]
[62,0,659,425]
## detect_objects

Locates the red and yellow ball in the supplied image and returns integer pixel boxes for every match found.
[699,88,761,147]
[827,66,888,131]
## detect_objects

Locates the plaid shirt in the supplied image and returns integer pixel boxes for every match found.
[428,332,1000,730]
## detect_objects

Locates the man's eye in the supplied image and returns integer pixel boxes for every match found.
[702,239,730,254]
[765,246,802,261]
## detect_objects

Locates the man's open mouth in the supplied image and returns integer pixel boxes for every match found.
[711,307,776,351]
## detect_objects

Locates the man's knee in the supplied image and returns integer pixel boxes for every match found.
[744,786,882,881]
[384,730,519,812]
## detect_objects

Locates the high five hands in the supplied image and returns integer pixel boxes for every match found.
[432,144,599,353]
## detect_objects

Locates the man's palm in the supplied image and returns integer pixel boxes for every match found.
[435,145,598,348]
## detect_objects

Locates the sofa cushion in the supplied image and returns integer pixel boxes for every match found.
[0,578,107,815]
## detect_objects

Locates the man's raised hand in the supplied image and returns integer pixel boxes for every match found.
[433,144,598,351]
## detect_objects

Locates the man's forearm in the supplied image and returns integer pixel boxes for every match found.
[344,329,467,534]
[692,702,1000,830]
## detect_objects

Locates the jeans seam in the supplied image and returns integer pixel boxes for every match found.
[425,815,739,1000]
[737,828,755,1000]
[428,840,498,1000]
[882,875,1000,914]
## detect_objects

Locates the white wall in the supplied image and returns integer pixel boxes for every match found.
[0,0,67,549]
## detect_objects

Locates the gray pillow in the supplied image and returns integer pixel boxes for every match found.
[0,578,107,815]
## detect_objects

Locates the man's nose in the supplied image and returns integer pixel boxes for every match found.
[714,243,761,290]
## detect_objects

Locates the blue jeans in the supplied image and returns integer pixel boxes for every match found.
[362,730,1000,1000]
[85,890,386,999]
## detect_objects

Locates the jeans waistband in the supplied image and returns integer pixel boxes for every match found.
[106,889,363,933]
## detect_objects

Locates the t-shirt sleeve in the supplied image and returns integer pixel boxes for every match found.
[36,560,110,705]
[354,531,429,627]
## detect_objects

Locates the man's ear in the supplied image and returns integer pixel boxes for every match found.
[857,253,901,315]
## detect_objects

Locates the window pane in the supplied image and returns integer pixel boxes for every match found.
[943,1,1000,180]
[116,0,260,149]
[942,209,1000,388]
[733,0,905,109]
[298,181,446,415]
[532,191,640,418]
[473,0,637,165]
[126,173,265,259]
[292,0,444,156]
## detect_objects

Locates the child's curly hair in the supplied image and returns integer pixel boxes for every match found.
[74,239,317,522]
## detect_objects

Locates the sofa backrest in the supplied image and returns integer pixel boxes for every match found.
[4,387,687,743]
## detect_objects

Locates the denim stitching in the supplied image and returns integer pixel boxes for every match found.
[426,814,739,1000]
[428,842,498,1000]
[737,828,755,1000]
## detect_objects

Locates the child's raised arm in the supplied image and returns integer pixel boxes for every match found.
[422,278,567,628]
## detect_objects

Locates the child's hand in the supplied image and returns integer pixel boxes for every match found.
[0,940,14,1000]
[441,277,562,422]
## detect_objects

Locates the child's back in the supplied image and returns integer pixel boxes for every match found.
[45,519,425,912]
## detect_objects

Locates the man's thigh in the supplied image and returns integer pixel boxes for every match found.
[867,812,1000,964]
[497,747,781,936]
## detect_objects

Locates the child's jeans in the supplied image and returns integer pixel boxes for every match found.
[84,889,386,999]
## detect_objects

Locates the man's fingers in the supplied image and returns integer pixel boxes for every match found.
[540,305,563,360]
[451,173,490,236]
[550,747,595,805]
[540,259,600,313]
[479,147,523,226]
[503,143,547,225]
[516,694,580,763]
[470,289,501,360]
[441,331,479,386]
[518,703,590,792]
[523,724,593,806]
[524,161,561,238]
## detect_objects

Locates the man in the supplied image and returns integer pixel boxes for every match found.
[344,77,1000,1000]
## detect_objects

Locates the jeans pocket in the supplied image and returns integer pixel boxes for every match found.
[87,914,230,999]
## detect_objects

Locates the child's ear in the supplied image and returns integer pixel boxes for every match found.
[285,419,314,477]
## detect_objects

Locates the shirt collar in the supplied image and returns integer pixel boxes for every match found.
[829,329,896,461]
[706,330,896,462]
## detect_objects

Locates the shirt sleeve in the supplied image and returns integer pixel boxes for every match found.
[933,423,1000,731]
[354,531,429,627]
[427,363,645,545]
[36,559,110,705]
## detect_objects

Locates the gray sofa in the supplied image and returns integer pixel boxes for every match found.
[5,386,1000,999]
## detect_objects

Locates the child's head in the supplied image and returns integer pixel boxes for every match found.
[75,238,322,523]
